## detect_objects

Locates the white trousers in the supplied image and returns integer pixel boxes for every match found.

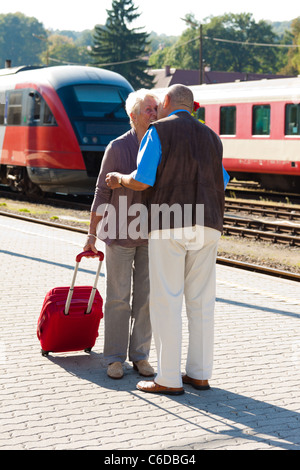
[148,226,221,388]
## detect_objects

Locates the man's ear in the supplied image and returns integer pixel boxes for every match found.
[163,94,170,108]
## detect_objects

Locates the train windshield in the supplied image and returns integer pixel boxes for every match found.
[73,85,128,119]
[57,84,131,148]
[57,84,129,120]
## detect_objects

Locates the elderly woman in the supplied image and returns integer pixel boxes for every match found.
[84,89,159,380]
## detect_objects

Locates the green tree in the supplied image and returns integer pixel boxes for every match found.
[201,13,280,73]
[0,13,47,67]
[149,13,283,74]
[41,34,90,66]
[91,0,154,89]
[149,47,170,69]
[280,17,300,74]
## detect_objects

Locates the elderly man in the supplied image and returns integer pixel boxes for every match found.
[106,84,225,395]
[84,89,159,380]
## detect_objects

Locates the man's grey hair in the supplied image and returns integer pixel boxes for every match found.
[167,84,194,111]
[125,89,159,127]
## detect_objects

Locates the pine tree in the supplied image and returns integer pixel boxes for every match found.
[91,0,154,89]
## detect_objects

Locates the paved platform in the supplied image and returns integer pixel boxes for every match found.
[0,213,299,451]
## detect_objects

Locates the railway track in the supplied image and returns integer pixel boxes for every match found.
[0,210,299,283]
[223,215,300,246]
[1,188,300,245]
[225,198,300,221]
[226,184,300,205]
[2,186,300,216]
[223,199,300,246]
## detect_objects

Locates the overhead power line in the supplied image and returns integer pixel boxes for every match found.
[206,36,300,48]
[49,57,80,65]
[49,55,148,67]
[179,35,300,49]
[93,56,148,67]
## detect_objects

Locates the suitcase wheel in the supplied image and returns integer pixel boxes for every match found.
[84,348,92,353]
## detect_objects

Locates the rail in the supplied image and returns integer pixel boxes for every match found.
[223,215,300,246]
[0,210,299,282]
[225,185,300,205]
[225,199,300,221]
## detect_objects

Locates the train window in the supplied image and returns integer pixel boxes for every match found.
[7,91,23,125]
[0,92,4,125]
[0,104,4,125]
[43,102,56,125]
[220,106,236,135]
[252,105,270,135]
[285,104,300,135]
[196,107,205,122]
[33,95,41,121]
[73,85,128,119]
[27,91,56,126]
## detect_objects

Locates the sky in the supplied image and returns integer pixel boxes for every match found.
[1,0,299,36]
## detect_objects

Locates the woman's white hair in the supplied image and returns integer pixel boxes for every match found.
[125,89,159,127]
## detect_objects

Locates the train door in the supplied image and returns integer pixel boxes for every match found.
[4,89,27,166]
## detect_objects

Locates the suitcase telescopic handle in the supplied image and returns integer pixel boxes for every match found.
[76,250,104,262]
[65,250,104,316]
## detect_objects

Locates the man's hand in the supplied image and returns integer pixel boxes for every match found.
[105,172,150,191]
[105,172,122,189]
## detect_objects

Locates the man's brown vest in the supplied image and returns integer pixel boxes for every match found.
[143,111,225,233]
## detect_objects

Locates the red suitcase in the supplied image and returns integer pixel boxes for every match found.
[37,250,104,356]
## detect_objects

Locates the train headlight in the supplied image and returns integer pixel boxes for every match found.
[83,136,89,144]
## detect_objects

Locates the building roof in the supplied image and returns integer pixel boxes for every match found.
[148,67,294,88]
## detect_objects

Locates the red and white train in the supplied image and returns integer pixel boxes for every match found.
[0,66,299,195]
[190,77,300,193]
[0,65,133,195]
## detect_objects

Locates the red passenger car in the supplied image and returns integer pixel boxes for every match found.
[190,77,300,192]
